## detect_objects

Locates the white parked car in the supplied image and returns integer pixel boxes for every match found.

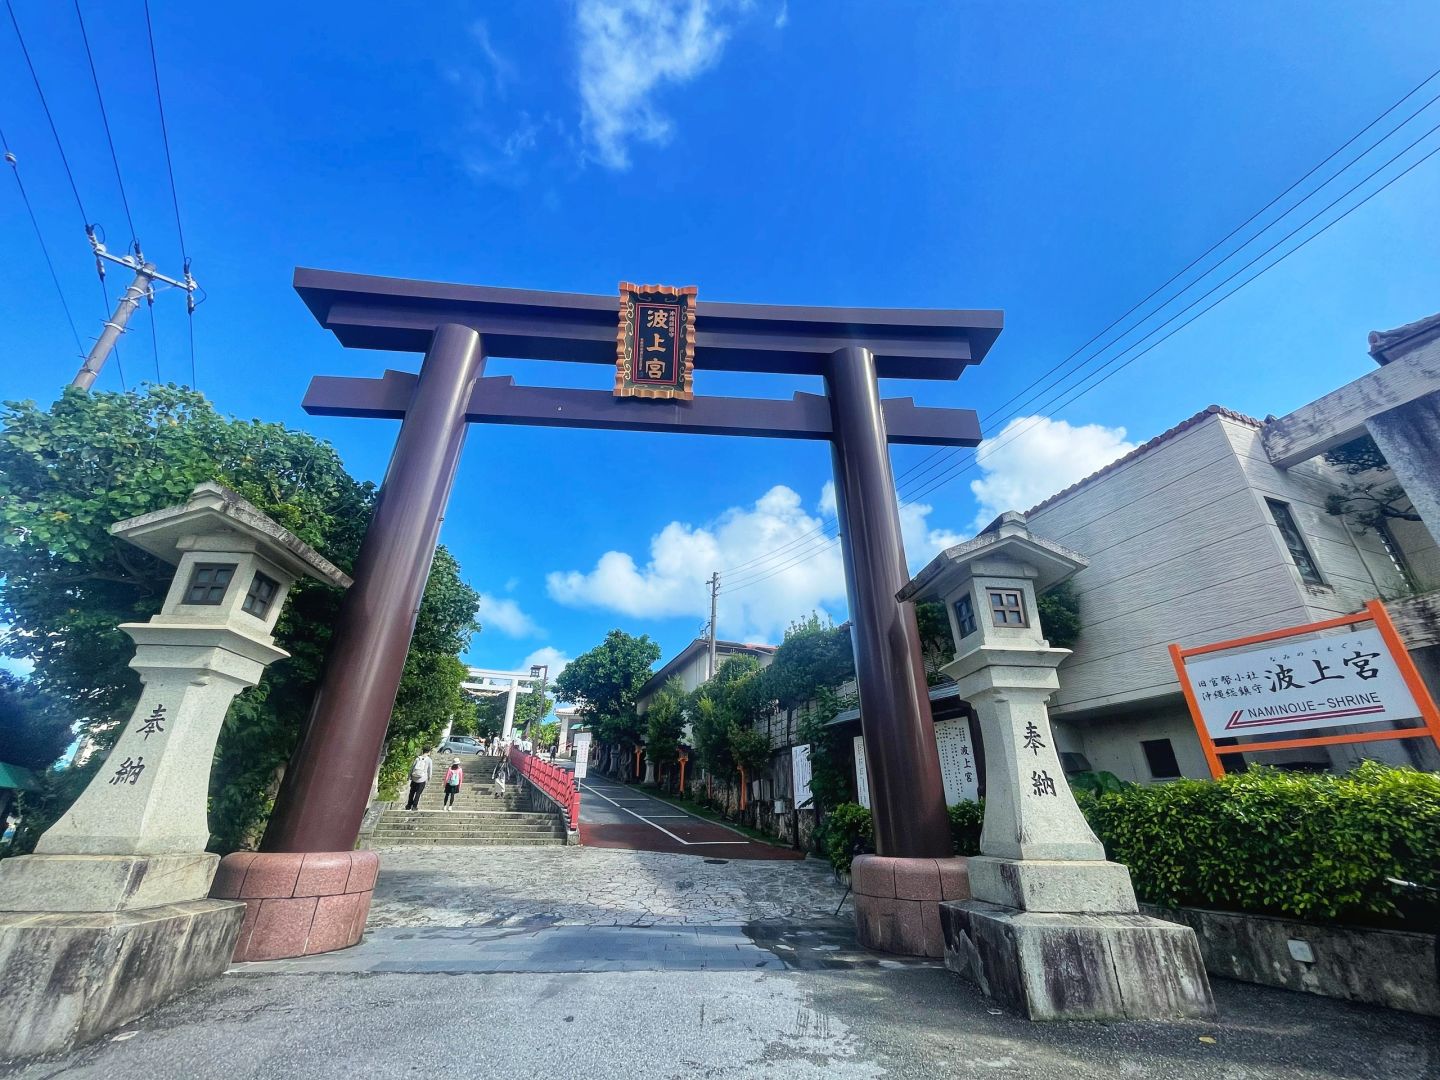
[439,736,482,755]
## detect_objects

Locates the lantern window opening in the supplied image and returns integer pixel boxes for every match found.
[183,563,237,606]
[242,571,281,620]
[955,593,978,638]
[987,588,1027,627]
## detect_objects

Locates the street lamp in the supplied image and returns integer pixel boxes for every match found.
[529,664,549,755]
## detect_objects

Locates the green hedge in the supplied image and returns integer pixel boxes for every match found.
[1082,762,1440,924]
[822,764,1440,926]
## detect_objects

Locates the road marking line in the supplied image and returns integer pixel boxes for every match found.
[579,783,750,846]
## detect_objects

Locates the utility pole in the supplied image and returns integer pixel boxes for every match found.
[706,571,720,679]
[71,229,197,391]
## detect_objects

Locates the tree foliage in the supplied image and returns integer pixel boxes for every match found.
[1322,434,1421,536]
[0,386,479,852]
[643,678,686,770]
[552,629,660,748]
[1037,581,1082,650]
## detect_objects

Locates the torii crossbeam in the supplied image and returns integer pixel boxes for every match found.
[262,268,1004,862]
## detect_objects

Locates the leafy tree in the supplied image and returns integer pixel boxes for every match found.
[0,385,479,853]
[794,687,851,814]
[643,679,686,784]
[0,673,72,771]
[914,601,954,682]
[517,686,555,736]
[552,629,660,754]
[1322,434,1421,538]
[531,720,560,752]
[1037,582,1082,650]
[728,724,772,812]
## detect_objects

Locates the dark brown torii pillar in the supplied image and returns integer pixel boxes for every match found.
[261,269,1003,860]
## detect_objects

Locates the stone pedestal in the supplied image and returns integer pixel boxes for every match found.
[900,514,1214,1019]
[0,899,246,1060]
[852,855,970,958]
[210,850,378,962]
[940,901,1215,1021]
[0,485,352,1060]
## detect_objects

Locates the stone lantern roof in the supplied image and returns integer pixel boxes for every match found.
[897,511,1087,603]
[109,482,352,589]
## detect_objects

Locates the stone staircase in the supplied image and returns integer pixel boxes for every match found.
[363,754,568,848]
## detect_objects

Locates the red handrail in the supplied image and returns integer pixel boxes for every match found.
[508,746,580,830]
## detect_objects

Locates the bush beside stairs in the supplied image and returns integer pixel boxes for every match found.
[363,754,568,848]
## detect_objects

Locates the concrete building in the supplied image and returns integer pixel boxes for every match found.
[634,638,777,715]
[1014,312,1440,782]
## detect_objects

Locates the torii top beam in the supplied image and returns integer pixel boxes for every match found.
[294,267,1004,381]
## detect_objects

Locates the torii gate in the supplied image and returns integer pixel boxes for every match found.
[459,667,543,743]
[260,269,1003,874]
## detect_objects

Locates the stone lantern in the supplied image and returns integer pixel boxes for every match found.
[0,483,350,1058]
[898,512,1213,1021]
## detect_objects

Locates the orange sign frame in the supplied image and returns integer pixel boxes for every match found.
[1169,599,1440,779]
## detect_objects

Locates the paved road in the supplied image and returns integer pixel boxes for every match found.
[576,773,804,860]
[5,844,1437,1078]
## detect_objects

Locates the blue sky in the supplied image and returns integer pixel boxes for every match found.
[3,0,1439,684]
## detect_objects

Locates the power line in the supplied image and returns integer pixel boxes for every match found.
[6,0,88,227]
[144,0,198,388]
[894,119,1440,515]
[143,0,185,256]
[892,73,1440,501]
[73,0,138,246]
[2,126,83,356]
[724,71,1440,588]
[725,129,1440,595]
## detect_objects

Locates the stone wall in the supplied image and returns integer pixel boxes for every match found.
[1144,903,1439,1017]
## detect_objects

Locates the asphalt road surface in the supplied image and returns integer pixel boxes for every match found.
[576,773,804,860]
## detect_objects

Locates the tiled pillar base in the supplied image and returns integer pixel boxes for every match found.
[852,855,970,958]
[209,850,378,962]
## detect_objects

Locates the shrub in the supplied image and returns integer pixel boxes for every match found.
[1081,762,1440,924]
[820,802,873,873]
[948,799,984,856]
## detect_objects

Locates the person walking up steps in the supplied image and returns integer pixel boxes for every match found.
[442,759,463,810]
[405,750,432,810]
[492,761,508,800]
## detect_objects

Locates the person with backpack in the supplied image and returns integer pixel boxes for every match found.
[442,759,464,810]
[405,751,433,810]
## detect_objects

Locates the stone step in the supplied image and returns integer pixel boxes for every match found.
[373,821,563,833]
[362,836,568,848]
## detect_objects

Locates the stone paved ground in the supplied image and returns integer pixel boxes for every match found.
[365,844,847,927]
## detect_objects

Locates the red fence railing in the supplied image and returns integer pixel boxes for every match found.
[509,745,580,831]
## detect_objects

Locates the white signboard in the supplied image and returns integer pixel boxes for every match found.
[791,744,813,810]
[1183,626,1418,739]
[935,718,980,805]
[853,735,871,809]
[572,731,592,779]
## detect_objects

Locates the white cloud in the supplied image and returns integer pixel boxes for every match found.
[547,483,966,641]
[521,646,571,682]
[774,1,788,29]
[818,481,837,518]
[969,416,1136,530]
[576,0,744,169]
[476,593,542,638]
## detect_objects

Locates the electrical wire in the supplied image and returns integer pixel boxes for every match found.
[143,0,196,388]
[721,72,1440,591]
[2,125,84,356]
[5,0,87,227]
[725,134,1440,595]
[73,0,137,247]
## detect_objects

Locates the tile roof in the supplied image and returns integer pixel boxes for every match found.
[1369,311,1440,365]
[1025,405,1262,516]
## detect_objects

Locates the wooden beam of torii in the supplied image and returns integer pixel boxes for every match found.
[262,268,1004,861]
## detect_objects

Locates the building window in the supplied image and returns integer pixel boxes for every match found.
[1265,499,1325,586]
[1142,738,1182,780]
[955,594,978,638]
[183,563,236,605]
[1374,521,1416,589]
[242,571,280,619]
[988,588,1028,627]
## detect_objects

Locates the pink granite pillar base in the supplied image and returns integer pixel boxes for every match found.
[852,855,970,958]
[209,850,378,962]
